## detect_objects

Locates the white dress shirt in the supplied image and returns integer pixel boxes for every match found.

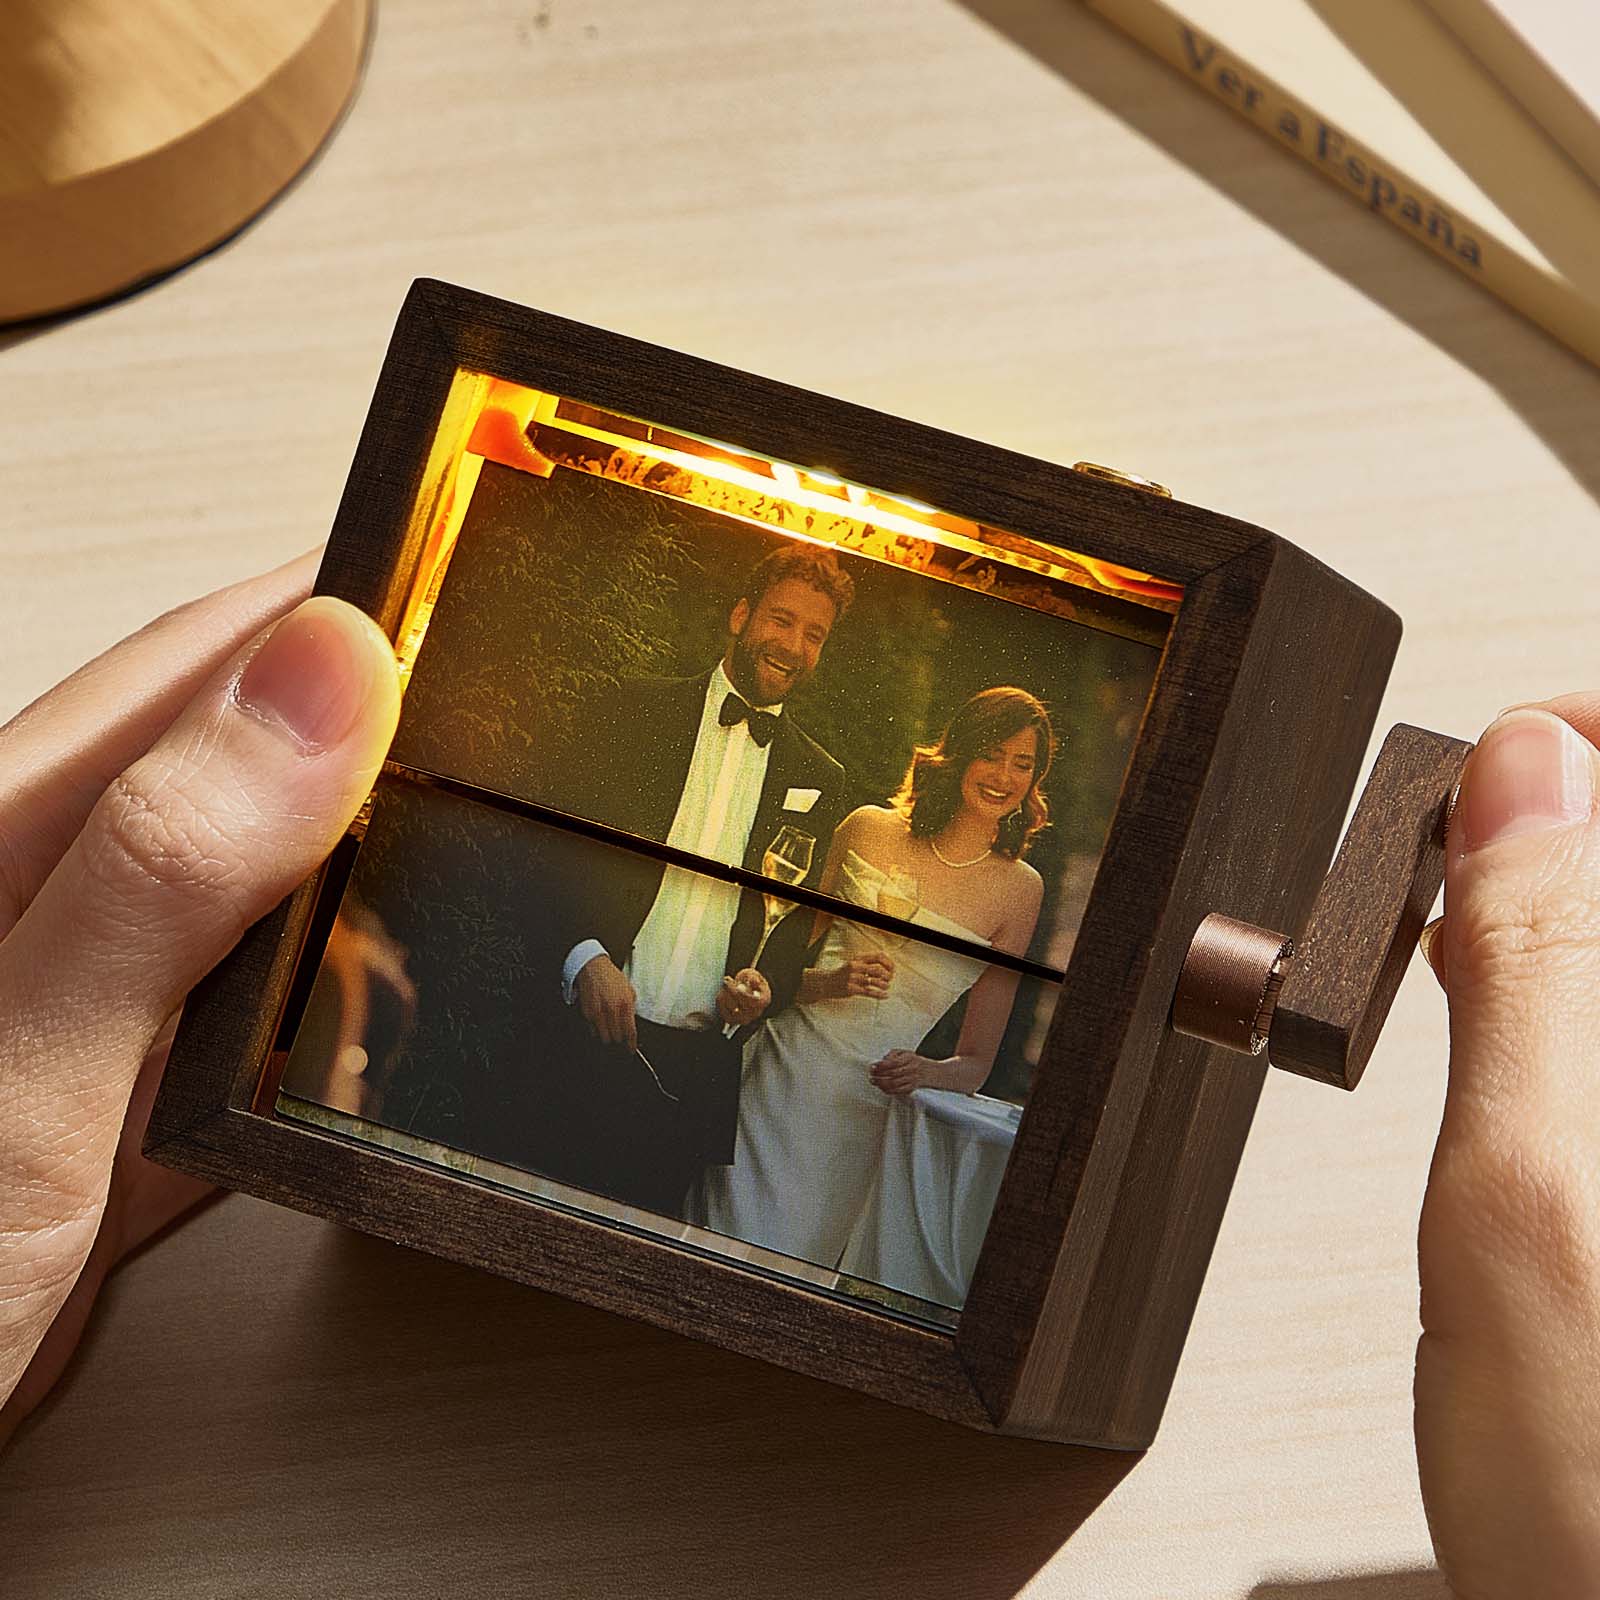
[562,662,777,1030]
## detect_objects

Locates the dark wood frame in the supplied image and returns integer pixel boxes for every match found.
[146,278,1399,1448]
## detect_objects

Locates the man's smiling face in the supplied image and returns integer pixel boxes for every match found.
[725,576,837,707]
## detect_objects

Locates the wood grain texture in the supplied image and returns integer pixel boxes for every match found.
[1270,724,1472,1089]
[0,0,370,322]
[968,539,1398,1444]
[4,0,1600,1591]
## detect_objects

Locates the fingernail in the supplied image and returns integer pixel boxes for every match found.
[234,598,378,751]
[1417,915,1447,991]
[1458,708,1596,851]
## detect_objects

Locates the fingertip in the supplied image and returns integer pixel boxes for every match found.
[287,542,327,572]
[1526,690,1600,748]
[1452,708,1598,856]
[338,601,403,765]
[233,597,400,759]
[1435,706,1600,1102]
[259,545,324,594]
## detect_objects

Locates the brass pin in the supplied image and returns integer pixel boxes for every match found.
[1071,462,1172,498]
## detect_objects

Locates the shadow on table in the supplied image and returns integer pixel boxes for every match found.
[266,1228,1134,1598]
[0,317,72,356]
[1250,1572,1448,1599]
[1304,0,1593,295]
[954,0,1600,510]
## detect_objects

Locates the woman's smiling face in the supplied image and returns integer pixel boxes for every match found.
[959,726,1040,823]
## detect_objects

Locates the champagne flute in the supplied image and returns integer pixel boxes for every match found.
[876,865,919,930]
[759,825,815,959]
[867,866,920,995]
[722,825,815,1037]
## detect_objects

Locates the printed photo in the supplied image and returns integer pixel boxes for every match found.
[280,783,1059,1317]
[276,444,1169,1316]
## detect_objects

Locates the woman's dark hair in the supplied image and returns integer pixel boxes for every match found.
[892,686,1055,860]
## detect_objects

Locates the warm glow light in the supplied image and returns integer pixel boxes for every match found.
[519,405,1180,609]
[392,368,490,689]
[394,367,1181,694]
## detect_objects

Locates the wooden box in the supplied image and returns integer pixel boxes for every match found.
[146,278,1461,1449]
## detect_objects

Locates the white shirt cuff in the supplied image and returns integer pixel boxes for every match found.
[562,940,609,1004]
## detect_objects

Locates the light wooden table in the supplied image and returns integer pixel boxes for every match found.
[3,2,1598,1595]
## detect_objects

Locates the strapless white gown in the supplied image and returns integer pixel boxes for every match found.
[691,850,989,1275]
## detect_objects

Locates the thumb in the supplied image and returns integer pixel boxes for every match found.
[1416,704,1600,1590]
[1438,705,1600,1123]
[0,596,400,1229]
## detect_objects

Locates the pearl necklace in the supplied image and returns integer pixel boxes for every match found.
[931,836,993,869]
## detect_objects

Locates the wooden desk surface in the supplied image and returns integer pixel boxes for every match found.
[4,2,1598,1594]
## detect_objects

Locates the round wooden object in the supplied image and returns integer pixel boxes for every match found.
[0,0,370,323]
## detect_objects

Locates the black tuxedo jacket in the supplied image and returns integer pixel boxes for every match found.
[549,671,849,1005]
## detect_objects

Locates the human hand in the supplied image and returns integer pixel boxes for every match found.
[830,952,895,1001]
[1414,699,1600,1596]
[0,552,400,1445]
[717,967,771,1028]
[576,953,638,1051]
[312,895,419,1116]
[870,1048,933,1097]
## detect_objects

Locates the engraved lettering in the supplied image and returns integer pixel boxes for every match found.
[1180,27,1217,72]
[1299,117,1477,267]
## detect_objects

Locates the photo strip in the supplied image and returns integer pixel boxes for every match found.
[272,387,1174,1320]
[279,784,1061,1320]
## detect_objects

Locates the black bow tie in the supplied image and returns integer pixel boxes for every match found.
[719,691,780,748]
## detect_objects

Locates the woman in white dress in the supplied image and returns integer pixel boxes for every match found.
[693,686,1053,1273]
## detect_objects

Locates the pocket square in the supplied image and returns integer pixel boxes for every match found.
[783,787,821,813]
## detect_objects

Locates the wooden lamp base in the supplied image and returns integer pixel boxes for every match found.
[0,0,371,324]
